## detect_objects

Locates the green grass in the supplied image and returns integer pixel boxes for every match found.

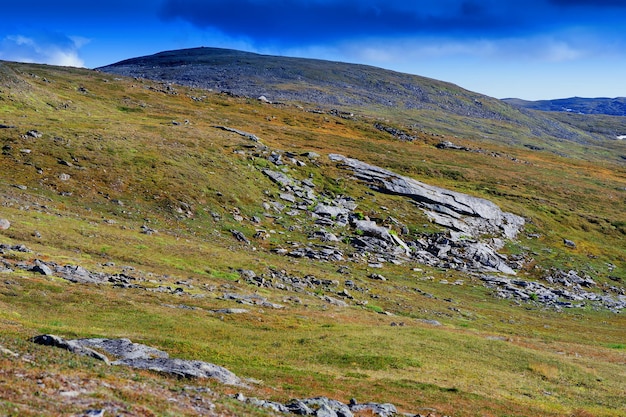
[0,61,625,417]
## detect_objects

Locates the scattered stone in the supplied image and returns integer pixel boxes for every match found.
[563,239,577,248]
[211,308,249,314]
[140,224,157,235]
[26,130,42,138]
[231,229,250,245]
[436,141,470,151]
[213,125,260,142]
[480,273,625,312]
[301,151,320,159]
[82,410,105,417]
[368,273,387,281]
[0,219,10,230]
[59,173,71,181]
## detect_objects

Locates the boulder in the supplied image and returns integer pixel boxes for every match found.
[0,219,10,230]
[30,260,54,276]
[32,334,245,386]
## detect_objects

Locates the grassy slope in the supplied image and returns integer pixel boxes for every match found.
[100,47,626,164]
[0,62,625,417]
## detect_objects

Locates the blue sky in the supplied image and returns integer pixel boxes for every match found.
[1,1,625,100]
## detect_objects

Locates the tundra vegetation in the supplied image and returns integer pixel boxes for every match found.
[0,58,625,417]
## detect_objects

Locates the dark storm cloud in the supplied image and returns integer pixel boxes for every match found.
[159,0,529,44]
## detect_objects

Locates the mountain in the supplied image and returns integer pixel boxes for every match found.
[1,54,625,417]
[503,96,626,116]
[99,47,626,160]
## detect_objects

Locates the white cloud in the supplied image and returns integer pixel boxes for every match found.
[0,33,88,67]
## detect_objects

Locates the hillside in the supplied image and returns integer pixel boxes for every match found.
[99,48,626,162]
[0,59,625,417]
[504,97,626,117]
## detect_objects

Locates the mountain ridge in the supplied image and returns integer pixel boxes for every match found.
[503,96,626,116]
[98,47,626,161]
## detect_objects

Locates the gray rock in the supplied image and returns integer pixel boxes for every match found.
[292,398,352,417]
[280,193,297,203]
[116,357,243,384]
[213,125,260,142]
[368,273,387,281]
[31,334,110,363]
[286,400,314,415]
[563,239,577,248]
[268,152,283,165]
[302,151,320,159]
[263,169,294,187]
[310,229,339,242]
[73,338,167,361]
[32,334,245,385]
[26,130,43,138]
[0,219,10,230]
[316,404,337,417]
[82,409,105,417]
[350,402,398,417]
[231,229,250,245]
[30,260,54,276]
[314,204,350,218]
[211,308,249,314]
[55,264,105,284]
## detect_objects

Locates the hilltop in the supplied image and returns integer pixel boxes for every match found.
[99,47,626,162]
[0,55,625,417]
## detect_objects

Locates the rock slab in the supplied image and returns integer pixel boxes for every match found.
[32,334,244,386]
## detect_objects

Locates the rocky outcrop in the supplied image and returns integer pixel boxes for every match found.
[325,154,524,274]
[234,394,409,417]
[32,335,245,386]
[480,271,626,312]
[329,154,524,240]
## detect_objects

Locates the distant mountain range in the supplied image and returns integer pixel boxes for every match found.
[503,97,626,116]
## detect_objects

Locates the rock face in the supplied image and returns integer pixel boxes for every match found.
[329,154,524,240]
[324,154,524,274]
[32,334,245,386]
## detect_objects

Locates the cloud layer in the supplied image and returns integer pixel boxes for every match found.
[159,0,626,44]
[0,32,87,67]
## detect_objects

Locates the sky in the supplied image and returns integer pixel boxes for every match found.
[1,1,626,100]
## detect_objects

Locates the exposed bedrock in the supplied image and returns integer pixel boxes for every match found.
[329,154,525,240]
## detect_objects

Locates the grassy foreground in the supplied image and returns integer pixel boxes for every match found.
[0,61,625,416]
